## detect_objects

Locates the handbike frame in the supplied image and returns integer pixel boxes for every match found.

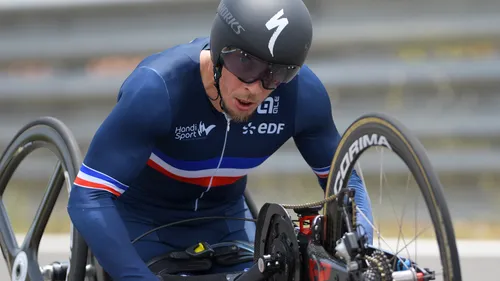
[0,114,457,281]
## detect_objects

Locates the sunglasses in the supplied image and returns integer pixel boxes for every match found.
[219,47,301,90]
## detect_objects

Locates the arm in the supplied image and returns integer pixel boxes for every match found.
[292,68,374,244]
[67,66,172,280]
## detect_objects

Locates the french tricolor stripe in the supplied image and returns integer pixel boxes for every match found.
[152,149,267,170]
[147,150,268,187]
[312,166,330,179]
[73,164,129,196]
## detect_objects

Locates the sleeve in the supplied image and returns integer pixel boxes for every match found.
[67,66,172,281]
[292,67,374,244]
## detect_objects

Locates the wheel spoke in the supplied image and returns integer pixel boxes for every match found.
[21,162,65,254]
[0,140,43,269]
[0,202,18,268]
[25,250,43,281]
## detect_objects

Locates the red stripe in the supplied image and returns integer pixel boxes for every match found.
[74,177,121,196]
[317,173,329,179]
[147,159,242,187]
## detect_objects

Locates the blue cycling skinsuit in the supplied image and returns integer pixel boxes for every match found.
[67,37,374,281]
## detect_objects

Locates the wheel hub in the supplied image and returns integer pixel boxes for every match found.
[254,203,300,281]
[11,251,28,281]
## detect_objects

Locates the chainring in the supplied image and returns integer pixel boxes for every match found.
[254,203,301,281]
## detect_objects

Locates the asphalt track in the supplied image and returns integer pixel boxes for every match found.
[0,235,498,280]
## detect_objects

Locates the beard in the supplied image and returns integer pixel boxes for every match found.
[221,98,256,123]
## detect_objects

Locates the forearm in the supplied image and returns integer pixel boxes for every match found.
[68,193,159,281]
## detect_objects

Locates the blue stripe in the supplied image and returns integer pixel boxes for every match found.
[312,166,330,173]
[153,149,269,171]
[80,164,128,191]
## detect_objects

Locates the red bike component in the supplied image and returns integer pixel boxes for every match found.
[308,259,332,281]
[298,215,317,236]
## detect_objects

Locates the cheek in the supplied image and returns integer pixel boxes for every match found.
[258,90,274,101]
[221,74,244,96]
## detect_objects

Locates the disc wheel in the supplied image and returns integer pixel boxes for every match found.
[323,112,462,281]
[254,203,300,281]
[0,117,91,281]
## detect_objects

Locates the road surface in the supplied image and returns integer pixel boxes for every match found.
[0,234,497,280]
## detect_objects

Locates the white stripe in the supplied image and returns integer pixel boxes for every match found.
[314,170,329,175]
[312,165,330,171]
[77,171,125,194]
[82,163,129,189]
[23,233,500,257]
[150,153,254,178]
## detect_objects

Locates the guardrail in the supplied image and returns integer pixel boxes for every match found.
[2,14,500,63]
[1,0,499,180]
[3,57,500,99]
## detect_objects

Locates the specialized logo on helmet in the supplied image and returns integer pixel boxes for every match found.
[218,3,246,35]
[265,9,289,57]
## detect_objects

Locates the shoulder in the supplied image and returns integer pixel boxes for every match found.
[114,63,176,132]
[293,64,332,115]
[135,37,208,82]
[121,37,208,108]
[117,37,209,115]
[287,64,334,134]
[295,64,330,103]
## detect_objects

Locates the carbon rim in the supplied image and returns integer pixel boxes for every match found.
[323,112,461,281]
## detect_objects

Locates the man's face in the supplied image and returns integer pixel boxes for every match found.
[218,66,273,123]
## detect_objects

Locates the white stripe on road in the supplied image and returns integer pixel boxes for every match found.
[15,234,500,258]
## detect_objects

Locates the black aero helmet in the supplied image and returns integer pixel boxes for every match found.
[210,0,313,69]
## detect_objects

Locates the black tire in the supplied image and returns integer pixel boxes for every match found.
[323,112,461,281]
[0,116,89,281]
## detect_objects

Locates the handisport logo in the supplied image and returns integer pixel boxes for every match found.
[175,121,216,141]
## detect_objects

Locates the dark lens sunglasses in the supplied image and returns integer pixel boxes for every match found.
[219,47,301,90]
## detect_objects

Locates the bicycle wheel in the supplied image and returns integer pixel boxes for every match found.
[0,117,88,281]
[323,112,461,281]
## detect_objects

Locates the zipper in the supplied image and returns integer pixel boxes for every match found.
[194,112,232,211]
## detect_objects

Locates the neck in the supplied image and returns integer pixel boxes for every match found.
[199,50,223,113]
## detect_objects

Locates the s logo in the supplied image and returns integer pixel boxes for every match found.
[265,9,289,57]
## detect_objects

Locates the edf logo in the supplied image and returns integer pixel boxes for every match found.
[243,122,285,135]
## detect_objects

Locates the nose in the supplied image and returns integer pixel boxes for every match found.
[244,80,265,94]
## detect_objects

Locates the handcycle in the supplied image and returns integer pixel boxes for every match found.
[0,113,462,281]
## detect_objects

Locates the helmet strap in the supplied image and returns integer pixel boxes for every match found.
[211,63,226,112]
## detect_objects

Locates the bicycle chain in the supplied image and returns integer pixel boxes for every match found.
[281,193,338,210]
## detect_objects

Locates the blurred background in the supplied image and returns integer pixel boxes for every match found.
[1,0,500,279]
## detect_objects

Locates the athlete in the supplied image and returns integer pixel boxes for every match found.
[67,0,374,280]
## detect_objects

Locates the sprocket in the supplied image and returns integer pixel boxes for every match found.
[254,203,301,281]
[362,250,393,281]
